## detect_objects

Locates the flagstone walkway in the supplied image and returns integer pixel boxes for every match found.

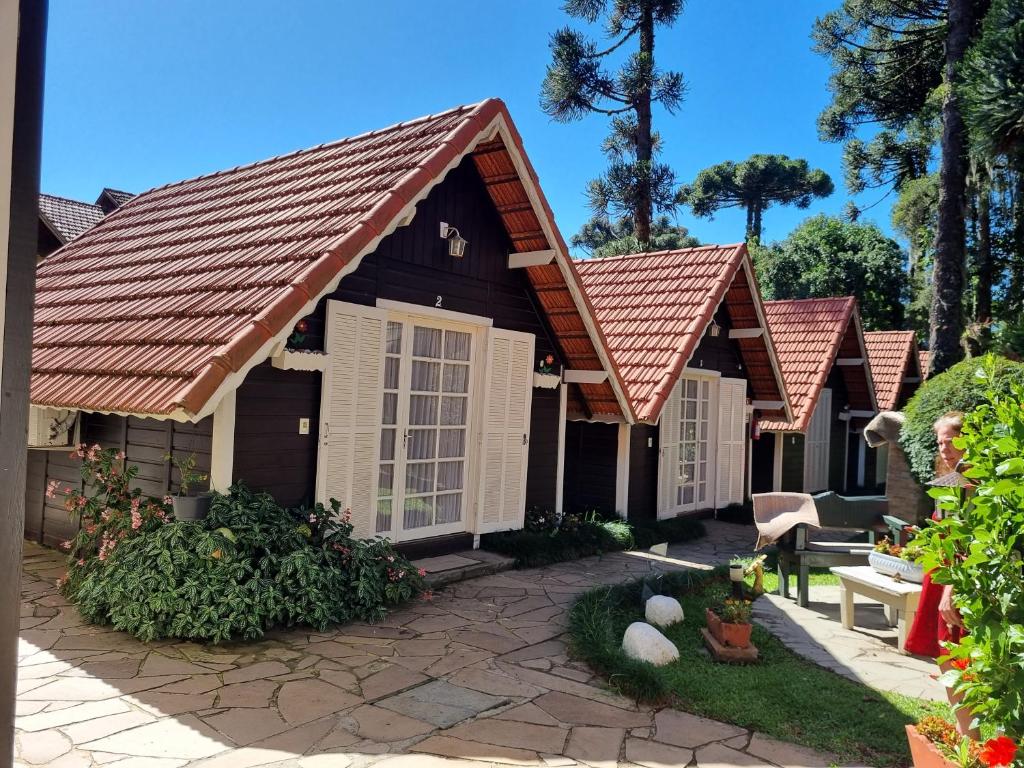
[15,522,908,768]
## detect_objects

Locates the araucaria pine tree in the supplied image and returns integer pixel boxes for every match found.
[541,0,685,248]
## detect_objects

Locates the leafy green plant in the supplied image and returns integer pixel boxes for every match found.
[165,451,208,496]
[57,448,425,642]
[915,362,1024,742]
[718,597,752,624]
[899,354,1024,483]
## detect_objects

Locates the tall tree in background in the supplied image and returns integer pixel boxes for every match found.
[678,154,833,241]
[752,214,909,330]
[571,213,699,257]
[541,0,685,247]
[814,0,990,376]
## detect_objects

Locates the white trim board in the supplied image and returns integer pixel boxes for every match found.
[376,298,494,327]
[508,250,555,268]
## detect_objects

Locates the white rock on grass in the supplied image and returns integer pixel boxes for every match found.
[645,595,684,628]
[622,622,679,666]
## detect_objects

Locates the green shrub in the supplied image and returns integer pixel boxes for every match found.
[900,354,1024,483]
[57,448,424,643]
[916,366,1024,741]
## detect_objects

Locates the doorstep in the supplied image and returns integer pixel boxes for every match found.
[412,549,515,588]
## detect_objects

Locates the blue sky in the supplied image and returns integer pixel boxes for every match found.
[41,1,898,253]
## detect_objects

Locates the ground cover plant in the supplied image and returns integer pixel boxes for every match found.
[481,507,705,568]
[56,446,424,643]
[569,569,950,767]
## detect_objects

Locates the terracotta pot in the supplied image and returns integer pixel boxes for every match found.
[905,725,959,768]
[720,621,753,649]
[705,608,725,644]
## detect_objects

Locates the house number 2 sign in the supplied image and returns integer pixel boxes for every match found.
[435,295,443,308]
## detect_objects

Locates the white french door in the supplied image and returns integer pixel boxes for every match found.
[660,374,717,516]
[376,318,476,541]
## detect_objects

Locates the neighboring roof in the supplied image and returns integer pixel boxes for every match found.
[864,330,920,411]
[95,188,135,213]
[37,193,105,243]
[574,244,791,424]
[32,99,630,421]
[760,296,877,432]
[919,350,930,379]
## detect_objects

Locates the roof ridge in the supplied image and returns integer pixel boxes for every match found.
[764,295,855,308]
[574,242,743,266]
[137,100,492,200]
[39,192,102,209]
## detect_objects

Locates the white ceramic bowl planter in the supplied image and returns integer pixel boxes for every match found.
[869,551,925,583]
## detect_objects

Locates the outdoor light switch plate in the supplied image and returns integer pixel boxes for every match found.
[299,418,310,435]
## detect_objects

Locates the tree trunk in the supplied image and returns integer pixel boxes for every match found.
[748,201,763,243]
[633,3,654,247]
[927,0,975,376]
[975,176,993,324]
[1011,170,1024,315]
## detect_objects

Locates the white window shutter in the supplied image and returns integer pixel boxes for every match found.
[317,300,386,539]
[803,388,832,492]
[658,380,681,517]
[716,377,747,508]
[476,327,535,533]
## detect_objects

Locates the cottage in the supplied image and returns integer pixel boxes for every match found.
[863,329,923,487]
[571,244,791,521]
[750,297,877,495]
[36,188,132,260]
[24,99,633,554]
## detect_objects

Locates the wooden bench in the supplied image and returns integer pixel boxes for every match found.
[830,565,923,653]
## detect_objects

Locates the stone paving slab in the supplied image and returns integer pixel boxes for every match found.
[14,522,924,768]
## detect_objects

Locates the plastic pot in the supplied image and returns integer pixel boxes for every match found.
[171,494,212,521]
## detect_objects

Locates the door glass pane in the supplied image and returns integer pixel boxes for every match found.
[409,395,438,425]
[413,327,442,358]
[406,463,435,494]
[376,499,392,534]
[440,396,467,426]
[382,394,397,425]
[403,496,433,529]
[437,461,464,491]
[407,429,436,459]
[380,429,395,461]
[443,364,469,393]
[676,375,713,510]
[436,493,461,524]
[444,331,472,361]
[438,429,465,458]
[384,357,400,389]
[386,322,402,354]
[686,379,697,398]
[378,464,394,493]
[411,361,440,392]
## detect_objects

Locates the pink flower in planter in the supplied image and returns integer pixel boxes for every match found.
[60,540,71,551]
[418,568,427,577]
[163,495,173,506]
[45,480,59,499]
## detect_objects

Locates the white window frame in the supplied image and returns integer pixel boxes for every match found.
[658,370,720,518]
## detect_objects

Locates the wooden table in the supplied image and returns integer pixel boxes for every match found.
[830,566,923,653]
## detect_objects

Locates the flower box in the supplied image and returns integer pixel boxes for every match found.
[533,372,561,389]
[870,551,925,583]
[905,725,959,768]
[705,608,753,649]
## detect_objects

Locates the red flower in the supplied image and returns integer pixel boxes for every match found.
[952,658,970,671]
[295,319,309,334]
[544,354,554,365]
[980,736,1018,767]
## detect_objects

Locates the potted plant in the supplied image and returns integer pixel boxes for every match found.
[706,598,753,648]
[869,536,926,583]
[166,452,211,521]
[906,716,1020,768]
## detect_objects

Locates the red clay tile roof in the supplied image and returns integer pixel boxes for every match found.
[574,244,791,424]
[38,193,105,242]
[32,99,630,420]
[919,350,930,379]
[760,296,876,432]
[864,330,920,411]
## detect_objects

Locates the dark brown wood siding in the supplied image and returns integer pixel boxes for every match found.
[687,306,748,385]
[232,363,321,509]
[526,387,560,511]
[230,156,571,515]
[627,424,659,522]
[562,420,617,516]
[825,367,850,492]
[25,412,212,547]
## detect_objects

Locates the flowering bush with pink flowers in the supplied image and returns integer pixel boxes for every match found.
[58,447,425,643]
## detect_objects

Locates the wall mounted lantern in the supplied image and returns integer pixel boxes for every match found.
[440,222,468,258]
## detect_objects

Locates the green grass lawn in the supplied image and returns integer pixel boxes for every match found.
[569,571,949,767]
[755,550,840,594]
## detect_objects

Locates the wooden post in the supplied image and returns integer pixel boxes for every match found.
[1,1,46,763]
